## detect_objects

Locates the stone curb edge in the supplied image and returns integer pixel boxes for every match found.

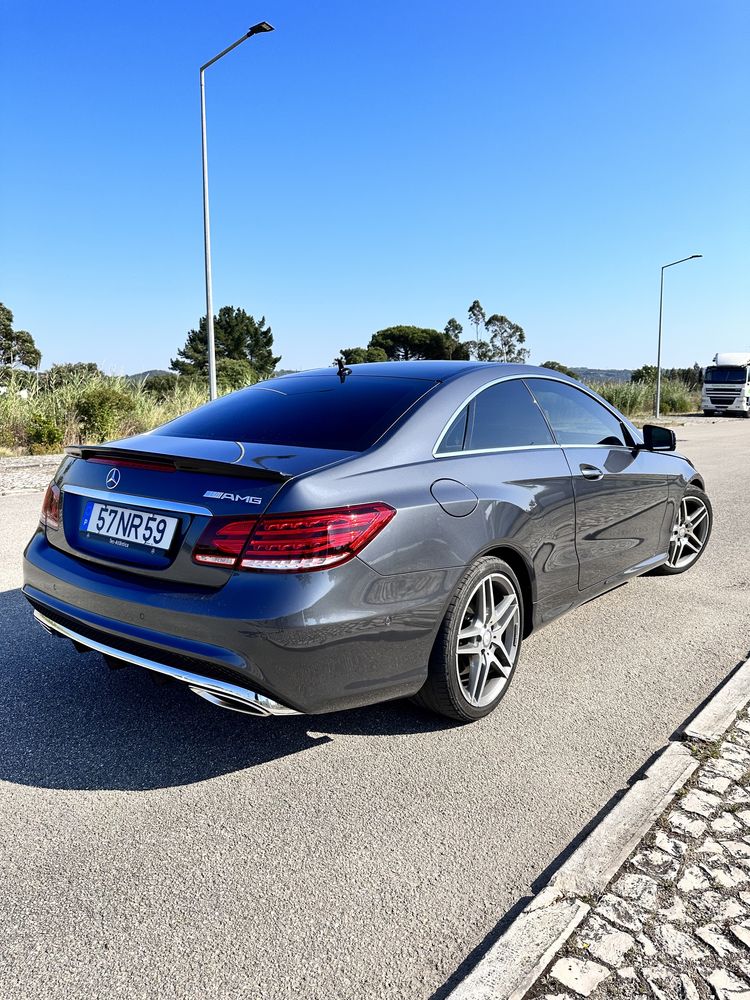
[446,654,750,1000]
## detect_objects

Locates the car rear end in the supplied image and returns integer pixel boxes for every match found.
[23,371,445,715]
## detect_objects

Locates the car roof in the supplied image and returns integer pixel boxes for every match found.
[273,361,566,382]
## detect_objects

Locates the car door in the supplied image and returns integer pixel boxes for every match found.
[435,377,580,619]
[525,378,670,591]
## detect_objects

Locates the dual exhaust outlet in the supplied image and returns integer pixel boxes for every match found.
[33,609,300,718]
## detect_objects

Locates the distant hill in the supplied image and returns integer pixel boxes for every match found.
[128,369,172,381]
[572,367,633,383]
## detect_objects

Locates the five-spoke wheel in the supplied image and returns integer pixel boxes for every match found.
[455,572,520,708]
[656,485,713,576]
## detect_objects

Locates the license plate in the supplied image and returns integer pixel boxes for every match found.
[80,501,178,551]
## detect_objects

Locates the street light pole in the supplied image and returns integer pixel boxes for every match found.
[655,254,702,419]
[200,22,274,401]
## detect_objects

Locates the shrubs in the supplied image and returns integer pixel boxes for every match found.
[76,386,135,443]
[140,372,179,400]
[27,414,64,454]
[0,369,210,454]
[216,358,258,392]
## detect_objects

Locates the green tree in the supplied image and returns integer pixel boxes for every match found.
[541,360,578,378]
[216,358,258,391]
[665,363,703,387]
[0,303,42,368]
[443,318,463,359]
[630,365,658,383]
[467,300,486,356]
[369,326,470,361]
[139,372,179,399]
[171,306,280,379]
[483,314,529,363]
[340,346,389,365]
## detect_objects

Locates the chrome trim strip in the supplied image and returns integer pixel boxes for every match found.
[32,609,301,717]
[435,444,561,458]
[558,444,641,451]
[62,485,212,517]
[432,372,642,458]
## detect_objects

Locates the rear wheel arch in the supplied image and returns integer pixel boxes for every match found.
[480,544,535,638]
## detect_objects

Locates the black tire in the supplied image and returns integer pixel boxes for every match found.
[412,556,524,722]
[653,485,713,576]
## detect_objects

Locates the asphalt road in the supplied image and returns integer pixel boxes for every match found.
[1,420,748,1000]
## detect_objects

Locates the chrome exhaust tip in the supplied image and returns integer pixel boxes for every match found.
[189,686,273,717]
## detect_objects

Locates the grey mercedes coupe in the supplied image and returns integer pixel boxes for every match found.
[23,362,712,722]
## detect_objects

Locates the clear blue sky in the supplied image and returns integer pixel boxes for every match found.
[1,0,748,373]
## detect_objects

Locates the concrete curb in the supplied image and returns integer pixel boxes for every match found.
[446,656,750,1000]
[683,656,750,742]
[545,743,697,900]
[448,898,590,1000]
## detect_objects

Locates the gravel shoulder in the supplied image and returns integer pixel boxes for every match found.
[0,454,62,495]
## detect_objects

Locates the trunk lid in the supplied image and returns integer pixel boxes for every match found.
[48,435,354,586]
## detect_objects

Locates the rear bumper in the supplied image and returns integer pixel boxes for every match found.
[23,530,456,714]
[32,605,298,716]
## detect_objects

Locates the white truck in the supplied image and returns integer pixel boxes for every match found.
[701,352,750,417]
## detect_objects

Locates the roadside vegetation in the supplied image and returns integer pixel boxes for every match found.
[590,378,700,417]
[0,298,704,455]
[0,368,209,454]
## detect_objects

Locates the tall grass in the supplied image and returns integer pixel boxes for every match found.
[587,379,699,417]
[0,370,209,455]
[0,368,702,456]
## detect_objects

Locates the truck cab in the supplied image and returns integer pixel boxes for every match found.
[702,352,750,417]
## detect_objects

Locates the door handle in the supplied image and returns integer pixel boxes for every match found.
[580,464,604,481]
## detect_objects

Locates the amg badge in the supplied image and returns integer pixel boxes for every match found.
[203,490,263,505]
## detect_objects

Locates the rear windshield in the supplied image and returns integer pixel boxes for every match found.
[705,367,747,384]
[153,374,437,451]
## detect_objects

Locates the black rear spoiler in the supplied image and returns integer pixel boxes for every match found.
[65,445,289,482]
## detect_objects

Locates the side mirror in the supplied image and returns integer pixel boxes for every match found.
[642,424,676,452]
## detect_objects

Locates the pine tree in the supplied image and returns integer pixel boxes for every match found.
[171,306,280,379]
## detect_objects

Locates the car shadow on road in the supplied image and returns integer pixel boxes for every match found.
[0,588,452,792]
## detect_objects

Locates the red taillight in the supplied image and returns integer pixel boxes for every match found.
[240,503,395,572]
[40,483,61,530]
[193,517,258,566]
[191,503,395,572]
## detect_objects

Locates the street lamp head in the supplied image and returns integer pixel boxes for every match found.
[690,254,703,259]
[248,21,274,35]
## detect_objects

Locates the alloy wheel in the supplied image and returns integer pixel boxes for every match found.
[455,572,521,708]
[668,496,710,569]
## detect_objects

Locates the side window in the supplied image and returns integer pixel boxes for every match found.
[462,379,554,450]
[526,379,628,447]
[437,408,468,453]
